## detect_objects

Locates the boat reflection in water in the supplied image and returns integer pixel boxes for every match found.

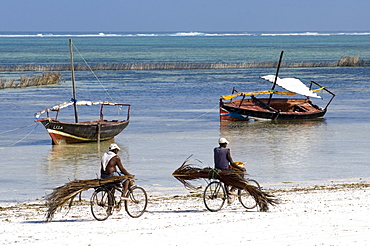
[219,119,329,183]
[41,141,130,183]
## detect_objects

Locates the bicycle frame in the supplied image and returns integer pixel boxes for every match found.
[90,178,148,220]
[203,178,260,212]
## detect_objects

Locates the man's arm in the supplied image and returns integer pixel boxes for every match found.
[115,156,133,177]
[227,149,246,172]
[226,149,234,164]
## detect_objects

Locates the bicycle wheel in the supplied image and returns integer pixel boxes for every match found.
[125,186,148,218]
[90,187,114,221]
[238,179,261,209]
[203,181,226,212]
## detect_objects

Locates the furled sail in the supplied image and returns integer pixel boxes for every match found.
[35,100,123,119]
[261,75,321,98]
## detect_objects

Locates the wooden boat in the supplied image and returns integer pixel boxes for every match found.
[220,51,335,121]
[35,39,131,145]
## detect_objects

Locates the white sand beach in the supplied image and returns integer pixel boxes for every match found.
[0,182,369,246]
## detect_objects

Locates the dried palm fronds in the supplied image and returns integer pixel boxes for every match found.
[172,157,279,212]
[172,157,212,189]
[216,170,279,212]
[44,175,128,222]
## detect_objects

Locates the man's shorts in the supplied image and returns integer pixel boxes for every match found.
[101,172,121,179]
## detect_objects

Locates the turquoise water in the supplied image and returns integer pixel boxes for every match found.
[0,32,370,202]
[2,31,370,65]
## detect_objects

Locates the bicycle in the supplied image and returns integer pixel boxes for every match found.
[90,178,148,221]
[203,178,261,212]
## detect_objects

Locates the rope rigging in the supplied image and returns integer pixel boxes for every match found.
[0,123,39,146]
[0,122,37,135]
[10,124,39,146]
[166,104,219,126]
[72,43,116,103]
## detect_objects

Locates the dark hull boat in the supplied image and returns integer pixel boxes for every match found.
[220,51,335,121]
[35,101,130,145]
[35,40,131,145]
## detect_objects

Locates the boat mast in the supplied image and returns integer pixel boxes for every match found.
[69,39,78,123]
[267,50,284,105]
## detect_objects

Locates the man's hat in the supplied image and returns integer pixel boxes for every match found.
[109,143,121,151]
[218,137,229,144]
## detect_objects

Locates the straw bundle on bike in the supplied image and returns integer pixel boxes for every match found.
[216,171,279,212]
[45,175,128,222]
[172,162,212,189]
[172,159,279,212]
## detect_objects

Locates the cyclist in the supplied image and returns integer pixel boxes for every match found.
[214,137,246,196]
[101,143,134,200]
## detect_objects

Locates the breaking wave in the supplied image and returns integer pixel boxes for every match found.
[1,31,370,38]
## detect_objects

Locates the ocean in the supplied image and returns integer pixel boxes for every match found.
[0,31,369,202]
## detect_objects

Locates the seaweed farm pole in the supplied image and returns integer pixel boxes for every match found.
[97,123,101,143]
[69,39,79,123]
[268,50,284,105]
[97,122,101,164]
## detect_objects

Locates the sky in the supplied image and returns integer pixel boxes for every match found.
[1,0,369,33]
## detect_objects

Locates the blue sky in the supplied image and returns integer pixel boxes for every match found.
[1,0,369,32]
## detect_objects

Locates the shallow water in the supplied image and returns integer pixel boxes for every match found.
[1,34,370,202]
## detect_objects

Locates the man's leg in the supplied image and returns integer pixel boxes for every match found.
[121,180,130,200]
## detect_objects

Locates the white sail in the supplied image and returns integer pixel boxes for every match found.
[261,75,321,98]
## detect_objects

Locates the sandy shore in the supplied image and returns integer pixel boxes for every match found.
[0,182,369,246]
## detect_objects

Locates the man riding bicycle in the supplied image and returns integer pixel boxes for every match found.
[101,143,134,200]
[214,137,246,196]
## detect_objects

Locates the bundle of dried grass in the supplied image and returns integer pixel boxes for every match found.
[172,158,279,212]
[45,175,128,222]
